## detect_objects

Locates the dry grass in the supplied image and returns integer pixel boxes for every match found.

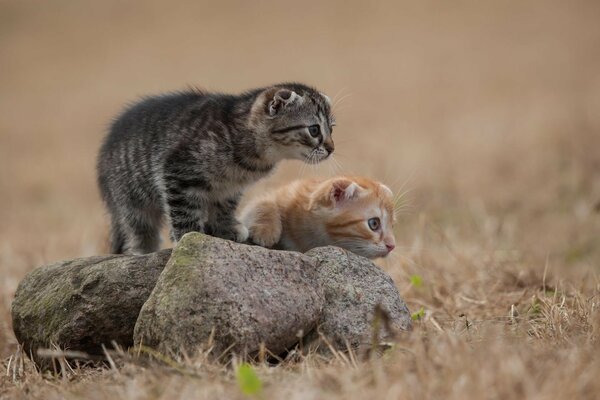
[1,0,599,398]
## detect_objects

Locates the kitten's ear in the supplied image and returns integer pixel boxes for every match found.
[268,88,302,116]
[320,92,331,106]
[330,179,360,205]
[379,183,394,199]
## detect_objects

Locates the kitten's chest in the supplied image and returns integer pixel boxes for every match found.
[208,166,269,199]
[224,164,270,185]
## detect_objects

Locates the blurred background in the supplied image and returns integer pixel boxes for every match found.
[1,0,599,358]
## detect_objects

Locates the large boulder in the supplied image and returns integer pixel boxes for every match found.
[306,247,412,349]
[133,233,324,357]
[11,250,172,367]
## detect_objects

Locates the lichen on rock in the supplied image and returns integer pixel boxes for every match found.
[11,250,172,368]
[133,232,325,357]
[306,246,412,349]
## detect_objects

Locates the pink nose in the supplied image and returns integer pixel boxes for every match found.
[386,244,395,252]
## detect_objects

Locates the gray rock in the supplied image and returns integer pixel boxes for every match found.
[306,247,412,349]
[133,232,324,357]
[11,234,411,367]
[11,250,172,367]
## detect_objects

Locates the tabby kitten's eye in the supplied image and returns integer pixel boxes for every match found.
[308,125,321,137]
[368,217,380,231]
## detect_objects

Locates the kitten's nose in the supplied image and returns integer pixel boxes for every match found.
[323,139,335,154]
[384,237,396,252]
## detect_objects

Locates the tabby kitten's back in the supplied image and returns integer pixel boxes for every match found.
[240,176,396,259]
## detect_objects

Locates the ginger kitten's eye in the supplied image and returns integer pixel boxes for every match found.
[368,217,380,231]
[308,125,321,137]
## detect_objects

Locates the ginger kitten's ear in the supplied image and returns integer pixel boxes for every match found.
[330,178,360,205]
[268,88,303,116]
[379,183,394,199]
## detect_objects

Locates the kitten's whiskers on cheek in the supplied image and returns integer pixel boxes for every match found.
[298,150,313,178]
[328,155,343,176]
[298,149,321,178]
[329,237,390,259]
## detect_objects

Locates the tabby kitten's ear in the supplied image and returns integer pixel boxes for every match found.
[320,92,332,106]
[330,178,360,205]
[268,88,302,116]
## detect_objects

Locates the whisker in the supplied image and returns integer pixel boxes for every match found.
[331,153,358,176]
[299,149,314,178]
[326,157,337,177]
[309,152,318,174]
[390,169,417,198]
[298,158,306,178]
[331,105,351,116]
[393,186,415,206]
[332,92,353,110]
[328,156,343,176]
[394,207,413,214]
[394,196,414,208]
[384,251,412,265]
[335,158,343,175]
[330,87,348,106]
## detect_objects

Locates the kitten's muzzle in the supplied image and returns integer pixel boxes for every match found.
[323,139,335,154]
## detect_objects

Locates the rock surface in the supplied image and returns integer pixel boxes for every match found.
[306,247,412,349]
[133,233,324,357]
[11,250,172,366]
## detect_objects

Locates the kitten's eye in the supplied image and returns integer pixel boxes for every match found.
[308,125,321,137]
[368,217,380,231]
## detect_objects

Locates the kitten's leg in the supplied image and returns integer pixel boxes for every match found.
[243,200,282,248]
[109,216,126,254]
[120,207,162,255]
[163,153,212,242]
[104,196,160,254]
[166,191,209,242]
[207,196,248,242]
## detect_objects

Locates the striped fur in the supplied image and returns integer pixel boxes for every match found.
[239,177,396,259]
[97,83,334,254]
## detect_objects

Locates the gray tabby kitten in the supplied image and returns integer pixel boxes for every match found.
[97,83,335,255]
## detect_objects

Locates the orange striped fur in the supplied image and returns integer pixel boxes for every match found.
[239,176,396,258]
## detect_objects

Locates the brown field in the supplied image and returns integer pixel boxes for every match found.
[1,0,599,398]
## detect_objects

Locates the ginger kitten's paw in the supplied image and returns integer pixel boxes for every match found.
[234,223,250,243]
[249,224,280,248]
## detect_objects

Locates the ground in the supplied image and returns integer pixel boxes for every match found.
[1,1,599,399]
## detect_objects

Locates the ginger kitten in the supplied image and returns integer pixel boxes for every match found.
[240,177,396,258]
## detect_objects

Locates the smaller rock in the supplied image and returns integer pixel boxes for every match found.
[306,247,412,349]
[134,233,324,357]
[11,250,172,368]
